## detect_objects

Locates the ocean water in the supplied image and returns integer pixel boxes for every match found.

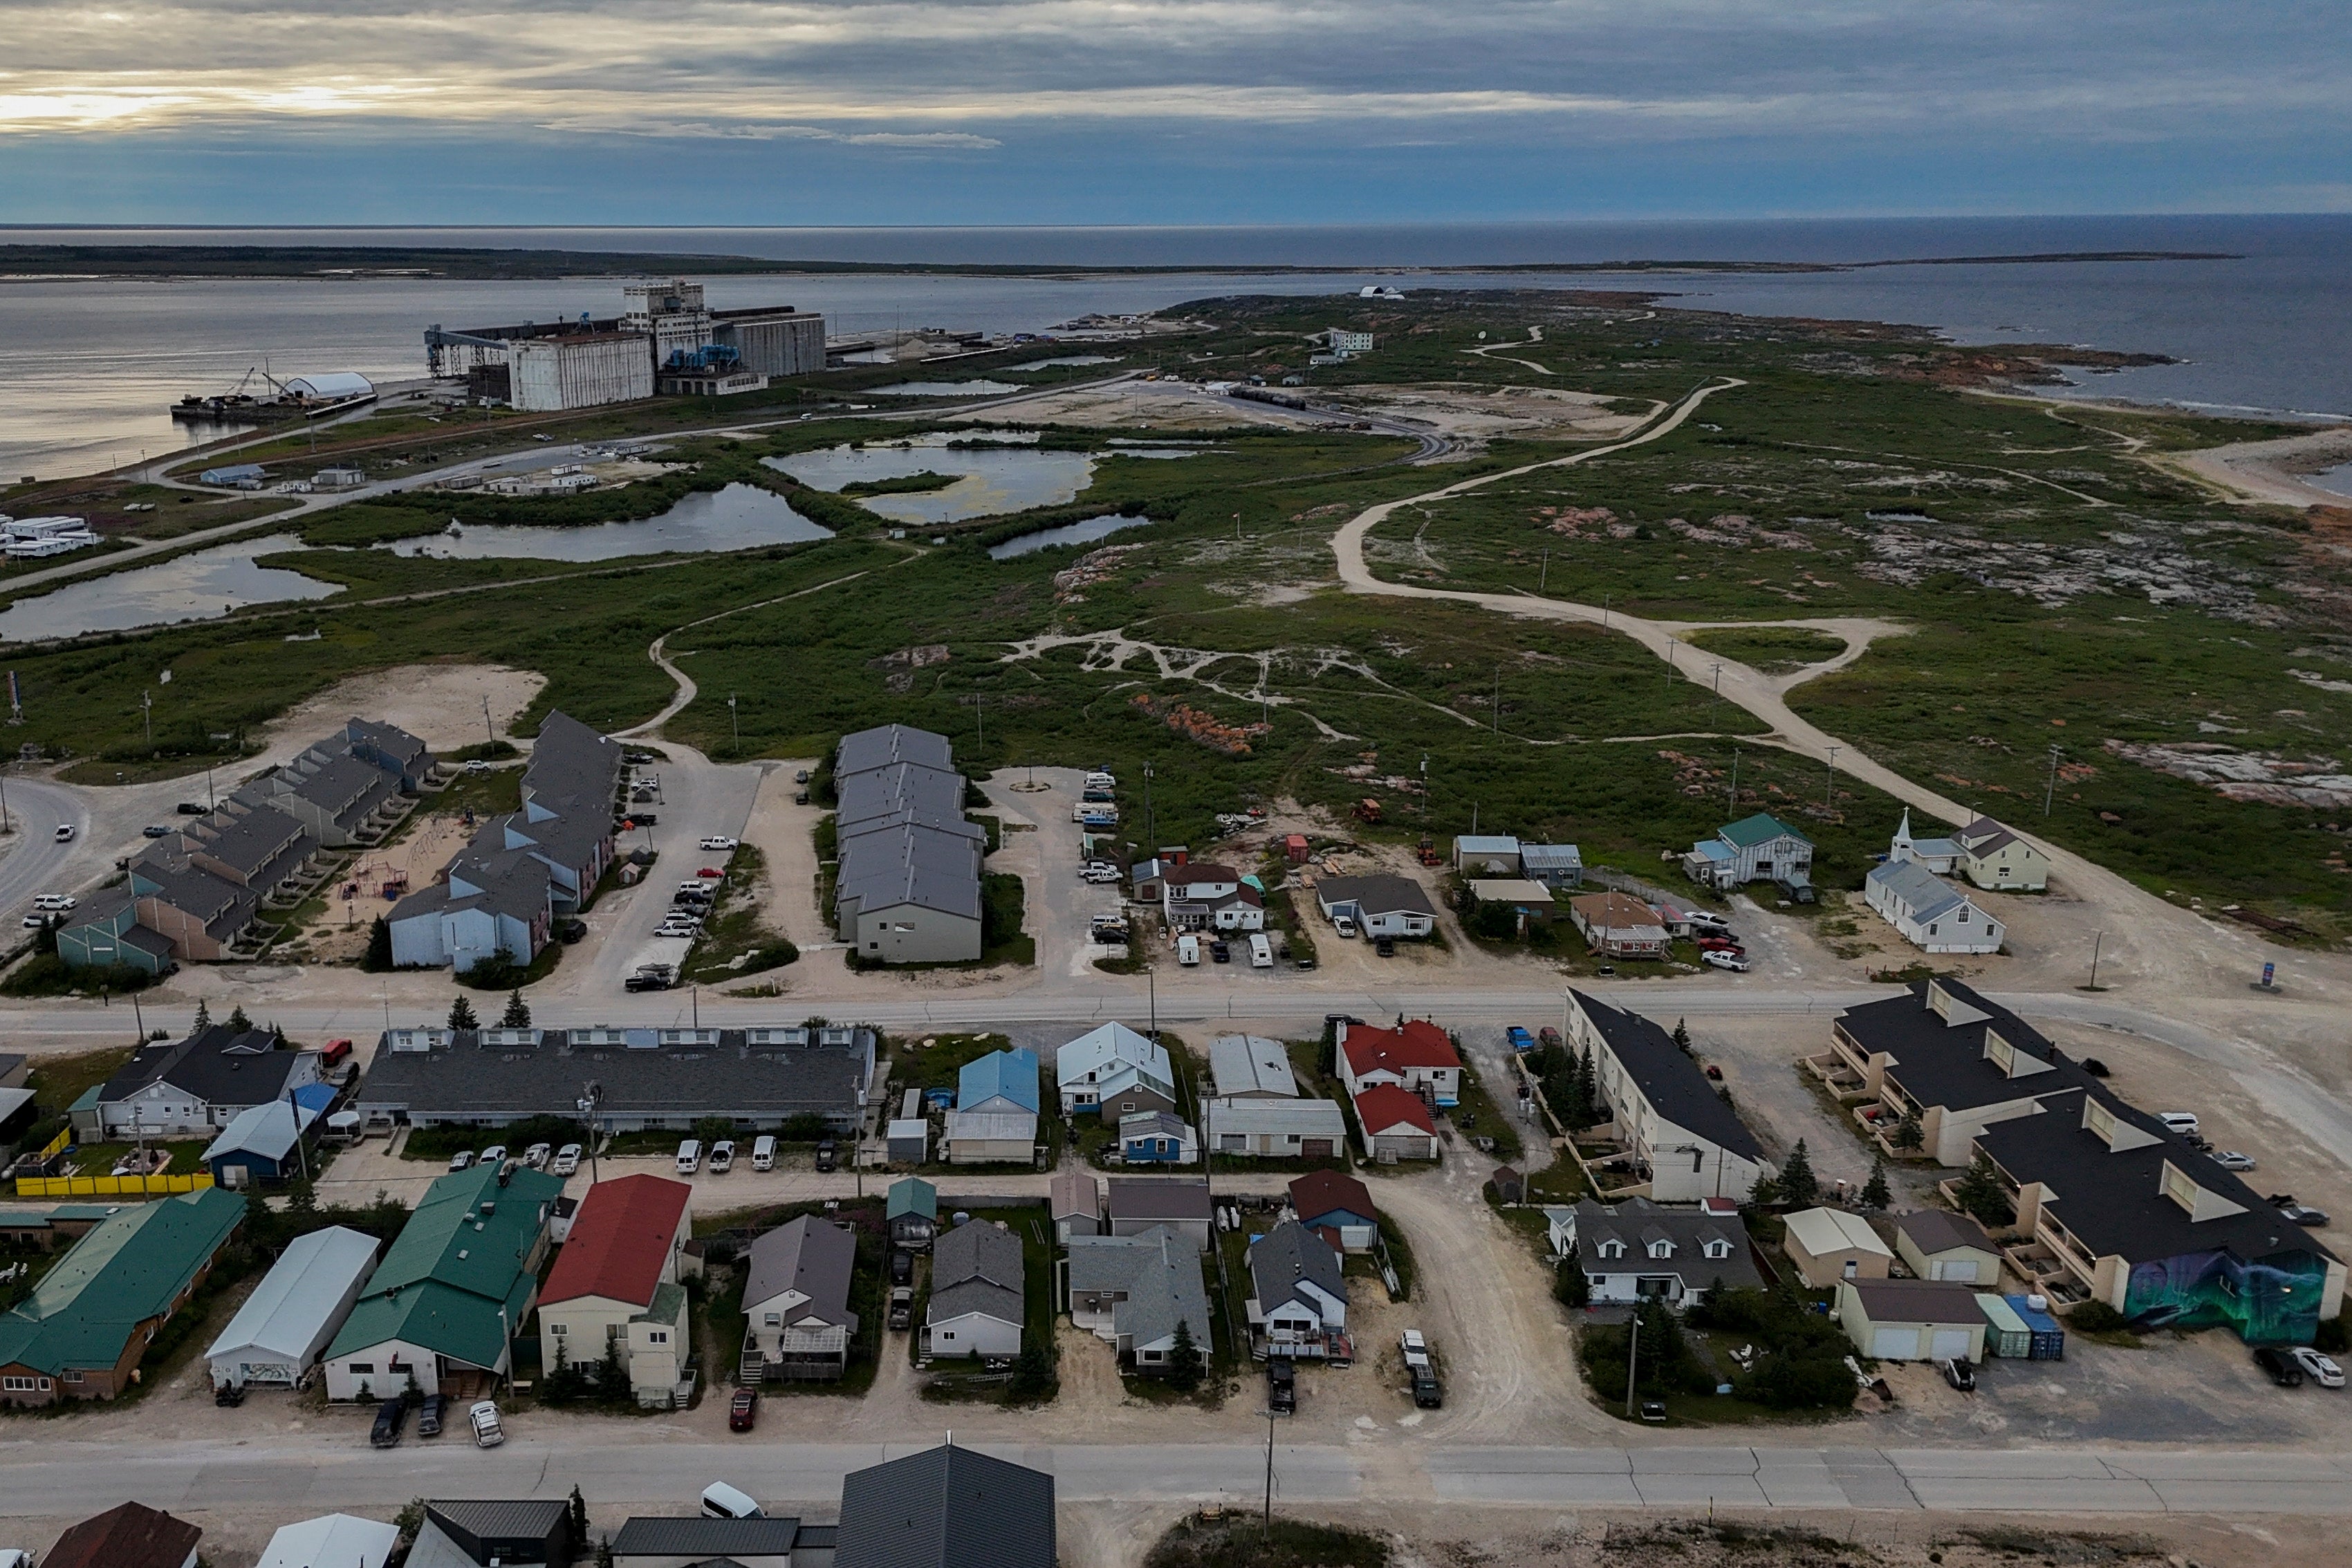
[3,215,2346,480]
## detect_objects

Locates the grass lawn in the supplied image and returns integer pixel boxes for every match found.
[891,1032,1017,1098]
[1448,1057,1523,1163]
[62,1139,210,1177]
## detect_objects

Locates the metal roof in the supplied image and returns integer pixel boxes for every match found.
[0,1188,246,1375]
[1718,811,1811,849]
[610,1515,804,1556]
[959,1048,1041,1114]
[836,1441,1056,1568]
[257,1514,398,1568]
[1209,1035,1297,1099]
[204,1224,379,1367]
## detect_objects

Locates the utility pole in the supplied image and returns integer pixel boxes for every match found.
[1492,665,1501,734]
[1664,637,1674,683]
[1263,1403,1276,1536]
[2087,931,2104,991]
[2044,745,2063,816]
[1142,761,1155,848]
[728,693,739,744]
[1602,593,1611,628]
[141,690,153,745]
[975,690,983,754]
[1539,548,1549,592]
[578,1081,604,1185]
[481,696,495,753]
[1728,747,1741,814]
[1824,745,1840,814]
[1710,661,1723,696]
[1624,1314,1642,1417]
[1418,754,1429,835]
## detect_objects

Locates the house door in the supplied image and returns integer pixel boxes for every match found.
[1929,1328,1974,1362]
[1302,1139,1333,1159]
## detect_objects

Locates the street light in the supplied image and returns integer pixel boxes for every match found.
[577,1081,604,1185]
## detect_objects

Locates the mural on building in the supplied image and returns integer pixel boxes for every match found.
[2124,1249,2329,1344]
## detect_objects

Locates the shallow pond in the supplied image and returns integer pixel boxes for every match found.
[766,440,1098,524]
[380,483,833,561]
[988,514,1154,559]
[0,533,339,643]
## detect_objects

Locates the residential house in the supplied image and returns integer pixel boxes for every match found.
[203,1224,379,1390]
[1210,1034,1299,1099]
[353,1023,875,1132]
[1954,816,2050,892]
[1335,1018,1461,1108]
[91,1022,324,1137]
[1452,834,1521,874]
[0,1206,118,1251]
[1470,878,1555,933]
[1246,1220,1350,1360]
[1549,1197,1761,1305]
[1052,1170,1103,1241]
[1865,859,2006,955]
[1119,1111,1198,1164]
[1783,1207,1896,1287]
[201,1084,336,1186]
[322,1162,563,1399]
[1201,1096,1346,1159]
[836,1441,1055,1568]
[0,1188,245,1405]
[926,1220,1025,1358]
[941,1110,1037,1165]
[1066,1226,1211,1369]
[59,797,328,973]
[1887,808,1963,874]
[43,1502,203,1568]
[1311,874,1437,938]
[887,1176,938,1251]
[1519,842,1584,890]
[741,1214,860,1383]
[1568,990,1773,1202]
[1683,811,1814,891]
[960,1047,1041,1117]
[257,1514,400,1568]
[1055,1023,1176,1123]
[609,1515,810,1568]
[405,1501,575,1568]
[1353,1084,1438,1161]
[1289,1170,1378,1253]
[1105,1176,1214,1251]
[1162,863,1264,931]
[384,846,555,976]
[1835,1278,1988,1363]
[1567,891,1668,959]
[0,1052,25,1088]
[535,1175,696,1402]
[831,724,985,964]
[1896,1208,2003,1287]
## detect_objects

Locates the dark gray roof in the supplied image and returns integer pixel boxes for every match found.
[101,1025,297,1108]
[835,819,983,922]
[1976,1087,2337,1271]
[743,1214,859,1331]
[1571,991,1763,1161]
[929,1276,1021,1327]
[353,1026,873,1123]
[424,1498,570,1540]
[833,726,983,924]
[1836,980,2087,1115]
[1106,1176,1211,1224]
[131,857,258,940]
[287,753,396,823]
[933,1217,1024,1293]
[836,1441,1055,1568]
[836,760,970,834]
[1066,1227,1210,1348]
[610,1515,802,1556]
[1843,1277,1983,1323]
[1896,1207,1996,1257]
[1566,1197,1763,1289]
[347,716,429,769]
[1248,1219,1345,1309]
[836,723,955,778]
[187,802,315,884]
[1313,873,1435,919]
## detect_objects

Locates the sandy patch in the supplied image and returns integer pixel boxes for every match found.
[950,380,1317,433]
[1322,382,1650,443]
[281,804,481,961]
[2171,424,2352,510]
[261,662,546,758]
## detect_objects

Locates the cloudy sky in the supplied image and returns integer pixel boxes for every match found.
[1,1,2344,224]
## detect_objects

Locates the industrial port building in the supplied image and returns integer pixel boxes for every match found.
[426,279,826,412]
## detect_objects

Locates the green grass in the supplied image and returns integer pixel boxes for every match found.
[891,1032,1017,1098]
[1447,1058,1523,1163]
[1684,626,1851,675]
[840,470,961,498]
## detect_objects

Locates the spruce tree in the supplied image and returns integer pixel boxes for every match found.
[569,1485,590,1542]
[598,1332,627,1398]
[1673,1018,1693,1056]
[1860,1156,1891,1211]
[1778,1139,1819,1208]
[226,1003,252,1033]
[1892,1110,1924,1151]
[1954,1153,2015,1228]
[192,998,211,1032]
[448,994,479,1031]
[1166,1319,1203,1392]
[501,989,533,1029]
[363,917,393,972]
[1576,1044,1598,1126]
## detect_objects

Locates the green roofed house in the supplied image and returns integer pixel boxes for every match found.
[322,1162,562,1400]
[0,1187,246,1406]
[1683,812,1814,894]
[887,1176,938,1252]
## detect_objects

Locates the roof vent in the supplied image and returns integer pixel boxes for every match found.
[457,1249,469,1260]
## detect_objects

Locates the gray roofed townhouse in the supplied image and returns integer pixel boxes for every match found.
[1569,990,1763,1160]
[183,802,317,891]
[835,721,955,777]
[610,1513,806,1562]
[1568,989,1775,1204]
[832,725,985,963]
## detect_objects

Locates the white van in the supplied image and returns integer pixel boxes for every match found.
[1249,932,1274,969]
[676,1139,701,1174]
[1177,933,1201,966]
[701,1482,763,1520]
[751,1135,777,1172]
[1084,771,1116,789]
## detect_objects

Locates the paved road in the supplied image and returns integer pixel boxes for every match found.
[0,776,86,920]
[3,1435,2349,1519]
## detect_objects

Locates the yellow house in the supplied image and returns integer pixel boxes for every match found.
[1954,818,2049,892]
[1783,1206,1893,1288]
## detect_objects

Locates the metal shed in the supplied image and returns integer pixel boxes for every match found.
[203,1224,380,1389]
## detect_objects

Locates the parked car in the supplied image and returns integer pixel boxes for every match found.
[1504,1027,1535,1053]
[888,1285,915,1330]
[468,1400,505,1447]
[814,1138,837,1173]
[891,1251,914,1286]
[751,1135,777,1171]
[1411,1367,1443,1408]
[2254,1345,2307,1387]
[1687,911,1731,933]
[1701,951,1752,973]
[524,1142,551,1168]
[52,825,74,843]
[30,893,74,912]
[1695,935,1743,952]
[1774,880,1816,905]
[729,1387,759,1431]
[479,1144,508,1167]
[2214,1150,2257,1172]
[417,1392,448,1437]
[552,1144,582,1177]
[696,866,724,879]
[1267,1356,1296,1415]
[1941,1358,1976,1392]
[19,914,49,930]
[176,801,210,815]
[709,1139,735,1173]
[1210,939,1231,963]
[447,1149,476,1172]
[2279,1202,2331,1227]
[2080,1057,2111,1077]
[676,1139,701,1174]
[142,823,172,838]
[2291,1347,2345,1388]
[2157,1111,2200,1135]
[1639,1399,1669,1421]
[625,969,672,992]
[369,1397,408,1448]
[1081,865,1121,885]
[1331,913,1358,938]
[1374,935,1396,958]
[700,836,739,851]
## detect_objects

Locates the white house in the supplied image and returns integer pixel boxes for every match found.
[1567,989,1774,1203]
[1954,817,2050,892]
[1201,1096,1347,1159]
[257,1514,401,1568]
[1683,812,1814,891]
[1550,1197,1763,1305]
[1865,860,2006,955]
[1055,1022,1176,1119]
[1162,864,1265,931]
[927,1219,1026,1359]
[1246,1220,1349,1359]
[1209,1034,1299,1099]
[203,1225,379,1390]
[1334,1018,1461,1107]
[741,1214,860,1383]
[1311,874,1437,938]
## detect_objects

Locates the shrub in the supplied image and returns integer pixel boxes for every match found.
[2068,1300,2131,1334]
[2316,1314,2351,1356]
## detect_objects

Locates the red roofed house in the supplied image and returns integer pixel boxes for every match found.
[44,1501,201,1568]
[1353,1084,1439,1162]
[535,1174,696,1404]
[1335,1018,1461,1108]
[1289,1170,1379,1253]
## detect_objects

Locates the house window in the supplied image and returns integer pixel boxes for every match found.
[1957,909,1970,923]
[1648,1241,1672,1258]
[346,1363,376,1375]
[647,1331,669,1345]
[1705,1241,1730,1259]
[1927,924,1938,935]
[3,1376,44,1392]
[1598,1241,1623,1258]
[766,1312,781,1327]
[548,1323,568,1338]
[61,1368,82,1383]
[869,941,880,951]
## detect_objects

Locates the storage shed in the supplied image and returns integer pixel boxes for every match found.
[1783,1206,1896,1288]
[1835,1278,1988,1363]
[203,1224,379,1390]
[1896,1208,2003,1286]
[887,1117,929,1164]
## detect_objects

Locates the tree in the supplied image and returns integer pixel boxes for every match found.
[1891,1111,1924,1152]
[286,1176,317,1216]
[226,1004,252,1033]
[1860,1156,1891,1212]
[594,1536,615,1568]
[1577,1044,1598,1123]
[1009,1340,1054,1401]
[448,994,479,1032]
[1953,1154,2015,1229]
[501,989,533,1029]
[192,998,211,1032]
[1672,1018,1692,1056]
[1555,1262,1589,1309]
[1165,1319,1204,1392]
[598,1332,627,1398]
[1777,1139,1819,1209]
[568,1485,590,1543]
[362,916,393,972]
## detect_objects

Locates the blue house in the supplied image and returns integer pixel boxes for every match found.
[959,1047,1041,1117]
[1118,1112,1198,1166]
[203,1084,336,1186]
